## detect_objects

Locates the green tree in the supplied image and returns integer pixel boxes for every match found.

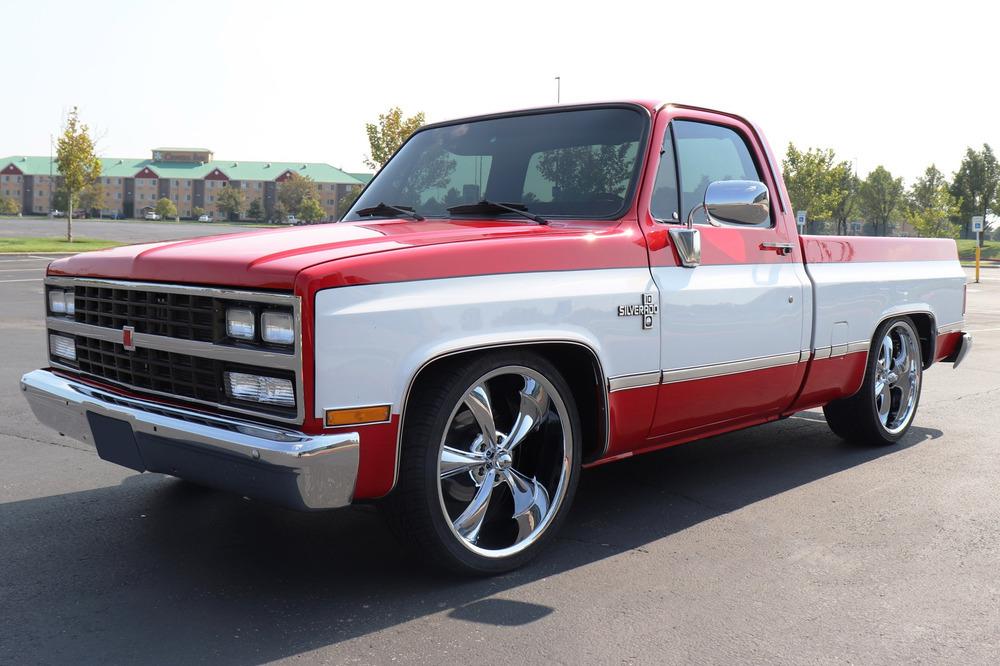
[192,206,206,219]
[336,186,362,219]
[781,144,845,233]
[299,197,325,223]
[536,143,634,205]
[909,164,949,211]
[55,107,101,241]
[364,107,425,170]
[950,144,998,243]
[277,173,319,216]
[215,185,245,221]
[247,198,264,222]
[0,196,21,215]
[905,184,960,238]
[78,181,103,216]
[155,197,177,219]
[829,162,859,235]
[859,166,905,236]
[270,201,288,224]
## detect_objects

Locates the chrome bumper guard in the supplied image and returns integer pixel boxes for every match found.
[20,369,359,510]
[948,333,973,369]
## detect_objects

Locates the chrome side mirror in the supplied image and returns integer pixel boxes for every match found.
[698,180,770,227]
[669,226,701,267]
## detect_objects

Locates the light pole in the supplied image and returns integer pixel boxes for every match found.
[555,76,560,104]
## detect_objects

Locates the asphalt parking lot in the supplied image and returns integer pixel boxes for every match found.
[1,254,998,665]
[0,216,265,243]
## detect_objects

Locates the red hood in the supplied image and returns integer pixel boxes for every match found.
[46,220,575,290]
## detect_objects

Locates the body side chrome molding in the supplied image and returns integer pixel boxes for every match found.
[661,351,801,384]
[608,371,662,392]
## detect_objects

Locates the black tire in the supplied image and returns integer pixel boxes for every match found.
[382,350,582,575]
[823,317,923,445]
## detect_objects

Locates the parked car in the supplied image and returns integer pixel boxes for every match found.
[22,101,971,575]
[197,213,213,222]
[144,211,161,220]
[48,209,62,218]
[286,214,300,225]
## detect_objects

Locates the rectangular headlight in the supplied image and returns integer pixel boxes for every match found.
[49,333,76,361]
[261,311,294,345]
[226,307,255,340]
[224,371,295,407]
[48,288,74,315]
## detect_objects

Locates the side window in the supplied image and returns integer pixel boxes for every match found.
[674,120,764,226]
[650,125,679,222]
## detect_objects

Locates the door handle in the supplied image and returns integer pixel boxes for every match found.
[760,242,794,256]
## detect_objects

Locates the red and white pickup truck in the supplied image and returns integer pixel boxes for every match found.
[23,101,971,574]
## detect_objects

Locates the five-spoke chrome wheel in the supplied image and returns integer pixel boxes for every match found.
[824,317,923,445]
[437,366,572,559]
[873,322,921,434]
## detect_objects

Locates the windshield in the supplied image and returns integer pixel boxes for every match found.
[344,106,648,221]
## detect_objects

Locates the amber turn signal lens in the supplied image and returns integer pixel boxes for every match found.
[325,405,390,427]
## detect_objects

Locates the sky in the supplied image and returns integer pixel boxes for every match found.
[2,0,997,184]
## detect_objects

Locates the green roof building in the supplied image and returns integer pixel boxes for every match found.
[0,147,373,220]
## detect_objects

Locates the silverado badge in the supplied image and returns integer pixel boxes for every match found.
[618,293,658,330]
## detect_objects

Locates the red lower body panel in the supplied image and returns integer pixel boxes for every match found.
[330,416,400,500]
[786,351,868,412]
[935,331,963,362]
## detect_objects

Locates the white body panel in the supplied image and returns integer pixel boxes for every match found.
[313,268,660,416]
[805,260,966,349]
[652,263,810,371]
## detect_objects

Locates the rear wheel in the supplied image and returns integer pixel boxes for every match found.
[823,317,922,445]
[384,351,581,575]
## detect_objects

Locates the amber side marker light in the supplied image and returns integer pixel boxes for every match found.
[325,405,391,427]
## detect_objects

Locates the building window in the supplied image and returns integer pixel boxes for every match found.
[117,178,121,185]
[255,182,261,189]
[185,194,191,201]
[208,195,214,202]
[173,180,179,186]
[115,193,121,200]
[1,176,6,183]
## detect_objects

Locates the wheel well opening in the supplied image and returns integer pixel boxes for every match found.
[906,313,936,368]
[406,343,608,464]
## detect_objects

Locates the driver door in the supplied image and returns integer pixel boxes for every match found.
[640,109,810,437]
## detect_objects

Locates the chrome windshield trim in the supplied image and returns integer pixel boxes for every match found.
[661,351,801,384]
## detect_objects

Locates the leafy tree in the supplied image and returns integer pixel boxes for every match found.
[277,173,319,216]
[536,143,634,205]
[830,162,859,235]
[364,107,425,170]
[247,198,264,222]
[215,185,245,221]
[0,196,21,215]
[78,182,103,216]
[781,144,846,233]
[336,186,362,219]
[270,201,288,224]
[192,206,206,218]
[905,184,960,238]
[51,187,69,212]
[909,164,949,212]
[859,166,904,236]
[950,144,999,243]
[55,107,101,241]
[155,197,177,219]
[299,197,325,223]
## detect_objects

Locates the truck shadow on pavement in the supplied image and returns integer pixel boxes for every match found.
[0,413,941,664]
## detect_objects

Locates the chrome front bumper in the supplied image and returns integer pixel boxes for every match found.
[950,333,973,369]
[20,369,359,510]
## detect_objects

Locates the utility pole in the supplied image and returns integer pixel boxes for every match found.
[555,76,560,104]
[49,134,53,213]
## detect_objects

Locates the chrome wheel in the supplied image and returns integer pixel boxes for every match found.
[437,365,572,559]
[873,322,921,435]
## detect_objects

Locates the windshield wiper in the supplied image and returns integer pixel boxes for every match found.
[447,200,548,225]
[355,202,425,222]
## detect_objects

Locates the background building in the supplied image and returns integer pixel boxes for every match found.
[0,148,370,220]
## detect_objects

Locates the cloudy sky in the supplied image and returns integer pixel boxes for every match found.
[3,0,995,183]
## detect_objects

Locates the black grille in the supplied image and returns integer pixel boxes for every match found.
[74,286,219,342]
[75,337,223,403]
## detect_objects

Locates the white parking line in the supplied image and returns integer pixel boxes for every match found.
[966,327,1000,334]
[0,278,42,283]
[0,268,43,273]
